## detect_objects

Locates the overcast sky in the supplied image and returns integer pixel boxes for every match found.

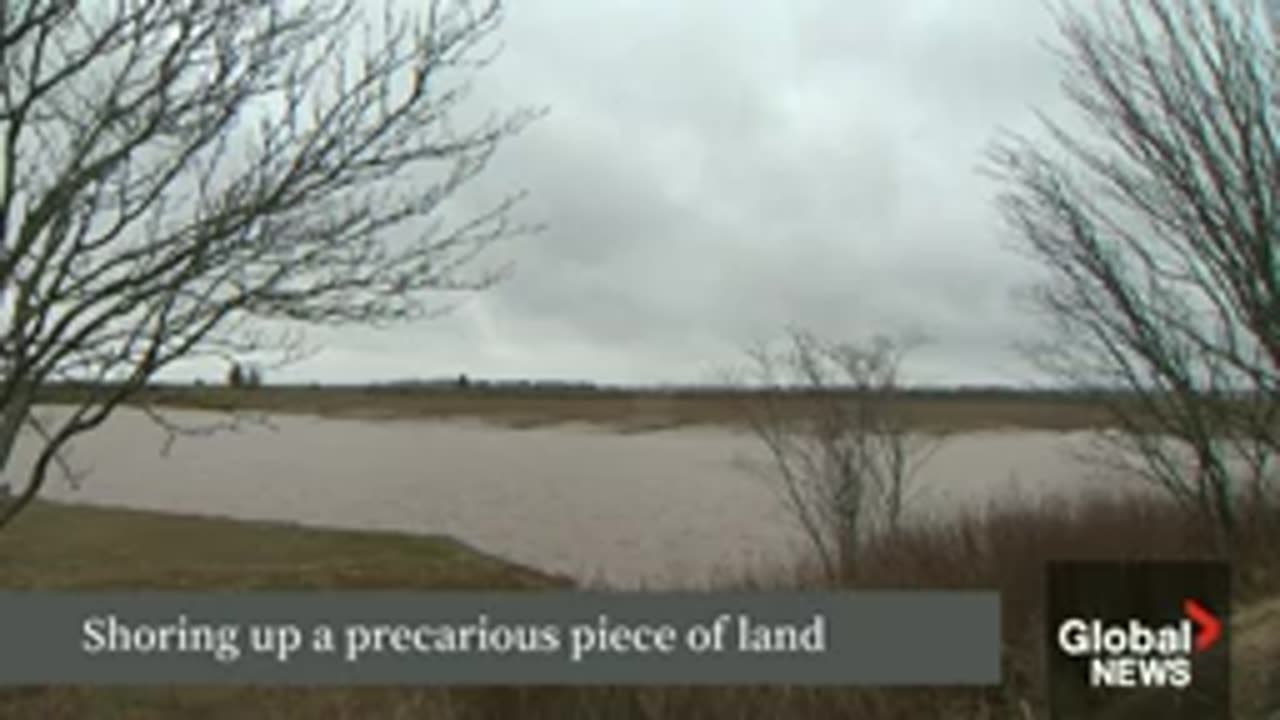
[260,0,1079,388]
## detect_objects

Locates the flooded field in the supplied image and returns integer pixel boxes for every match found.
[8,408,1149,588]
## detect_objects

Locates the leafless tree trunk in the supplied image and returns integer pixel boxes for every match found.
[988,0,1280,549]
[736,329,945,582]
[0,0,541,531]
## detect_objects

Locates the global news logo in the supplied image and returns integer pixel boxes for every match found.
[1055,599,1222,689]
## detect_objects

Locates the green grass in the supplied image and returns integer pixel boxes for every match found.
[0,500,566,591]
[0,501,571,719]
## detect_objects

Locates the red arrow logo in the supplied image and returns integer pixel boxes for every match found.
[1183,599,1221,652]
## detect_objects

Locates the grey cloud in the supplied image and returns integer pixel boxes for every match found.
[235,0,1076,386]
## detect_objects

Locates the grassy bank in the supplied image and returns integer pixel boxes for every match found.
[44,383,1125,432]
[0,501,566,591]
[0,494,1277,718]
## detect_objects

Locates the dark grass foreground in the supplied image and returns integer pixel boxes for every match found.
[0,494,1278,719]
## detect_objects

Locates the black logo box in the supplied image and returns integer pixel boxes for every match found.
[1045,561,1230,720]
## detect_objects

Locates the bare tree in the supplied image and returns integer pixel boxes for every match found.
[735,328,945,582]
[988,0,1280,548]
[226,362,244,389]
[244,364,263,389]
[0,0,541,530]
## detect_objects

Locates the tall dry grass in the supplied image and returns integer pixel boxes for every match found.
[402,491,1280,719]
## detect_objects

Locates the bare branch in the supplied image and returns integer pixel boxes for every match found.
[0,0,540,531]
[732,329,945,582]
[990,0,1280,546]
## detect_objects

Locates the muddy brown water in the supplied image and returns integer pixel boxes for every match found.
[8,408,1154,588]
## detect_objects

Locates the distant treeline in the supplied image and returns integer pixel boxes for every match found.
[30,378,1193,404]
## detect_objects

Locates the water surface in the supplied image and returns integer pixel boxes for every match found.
[8,408,1141,587]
